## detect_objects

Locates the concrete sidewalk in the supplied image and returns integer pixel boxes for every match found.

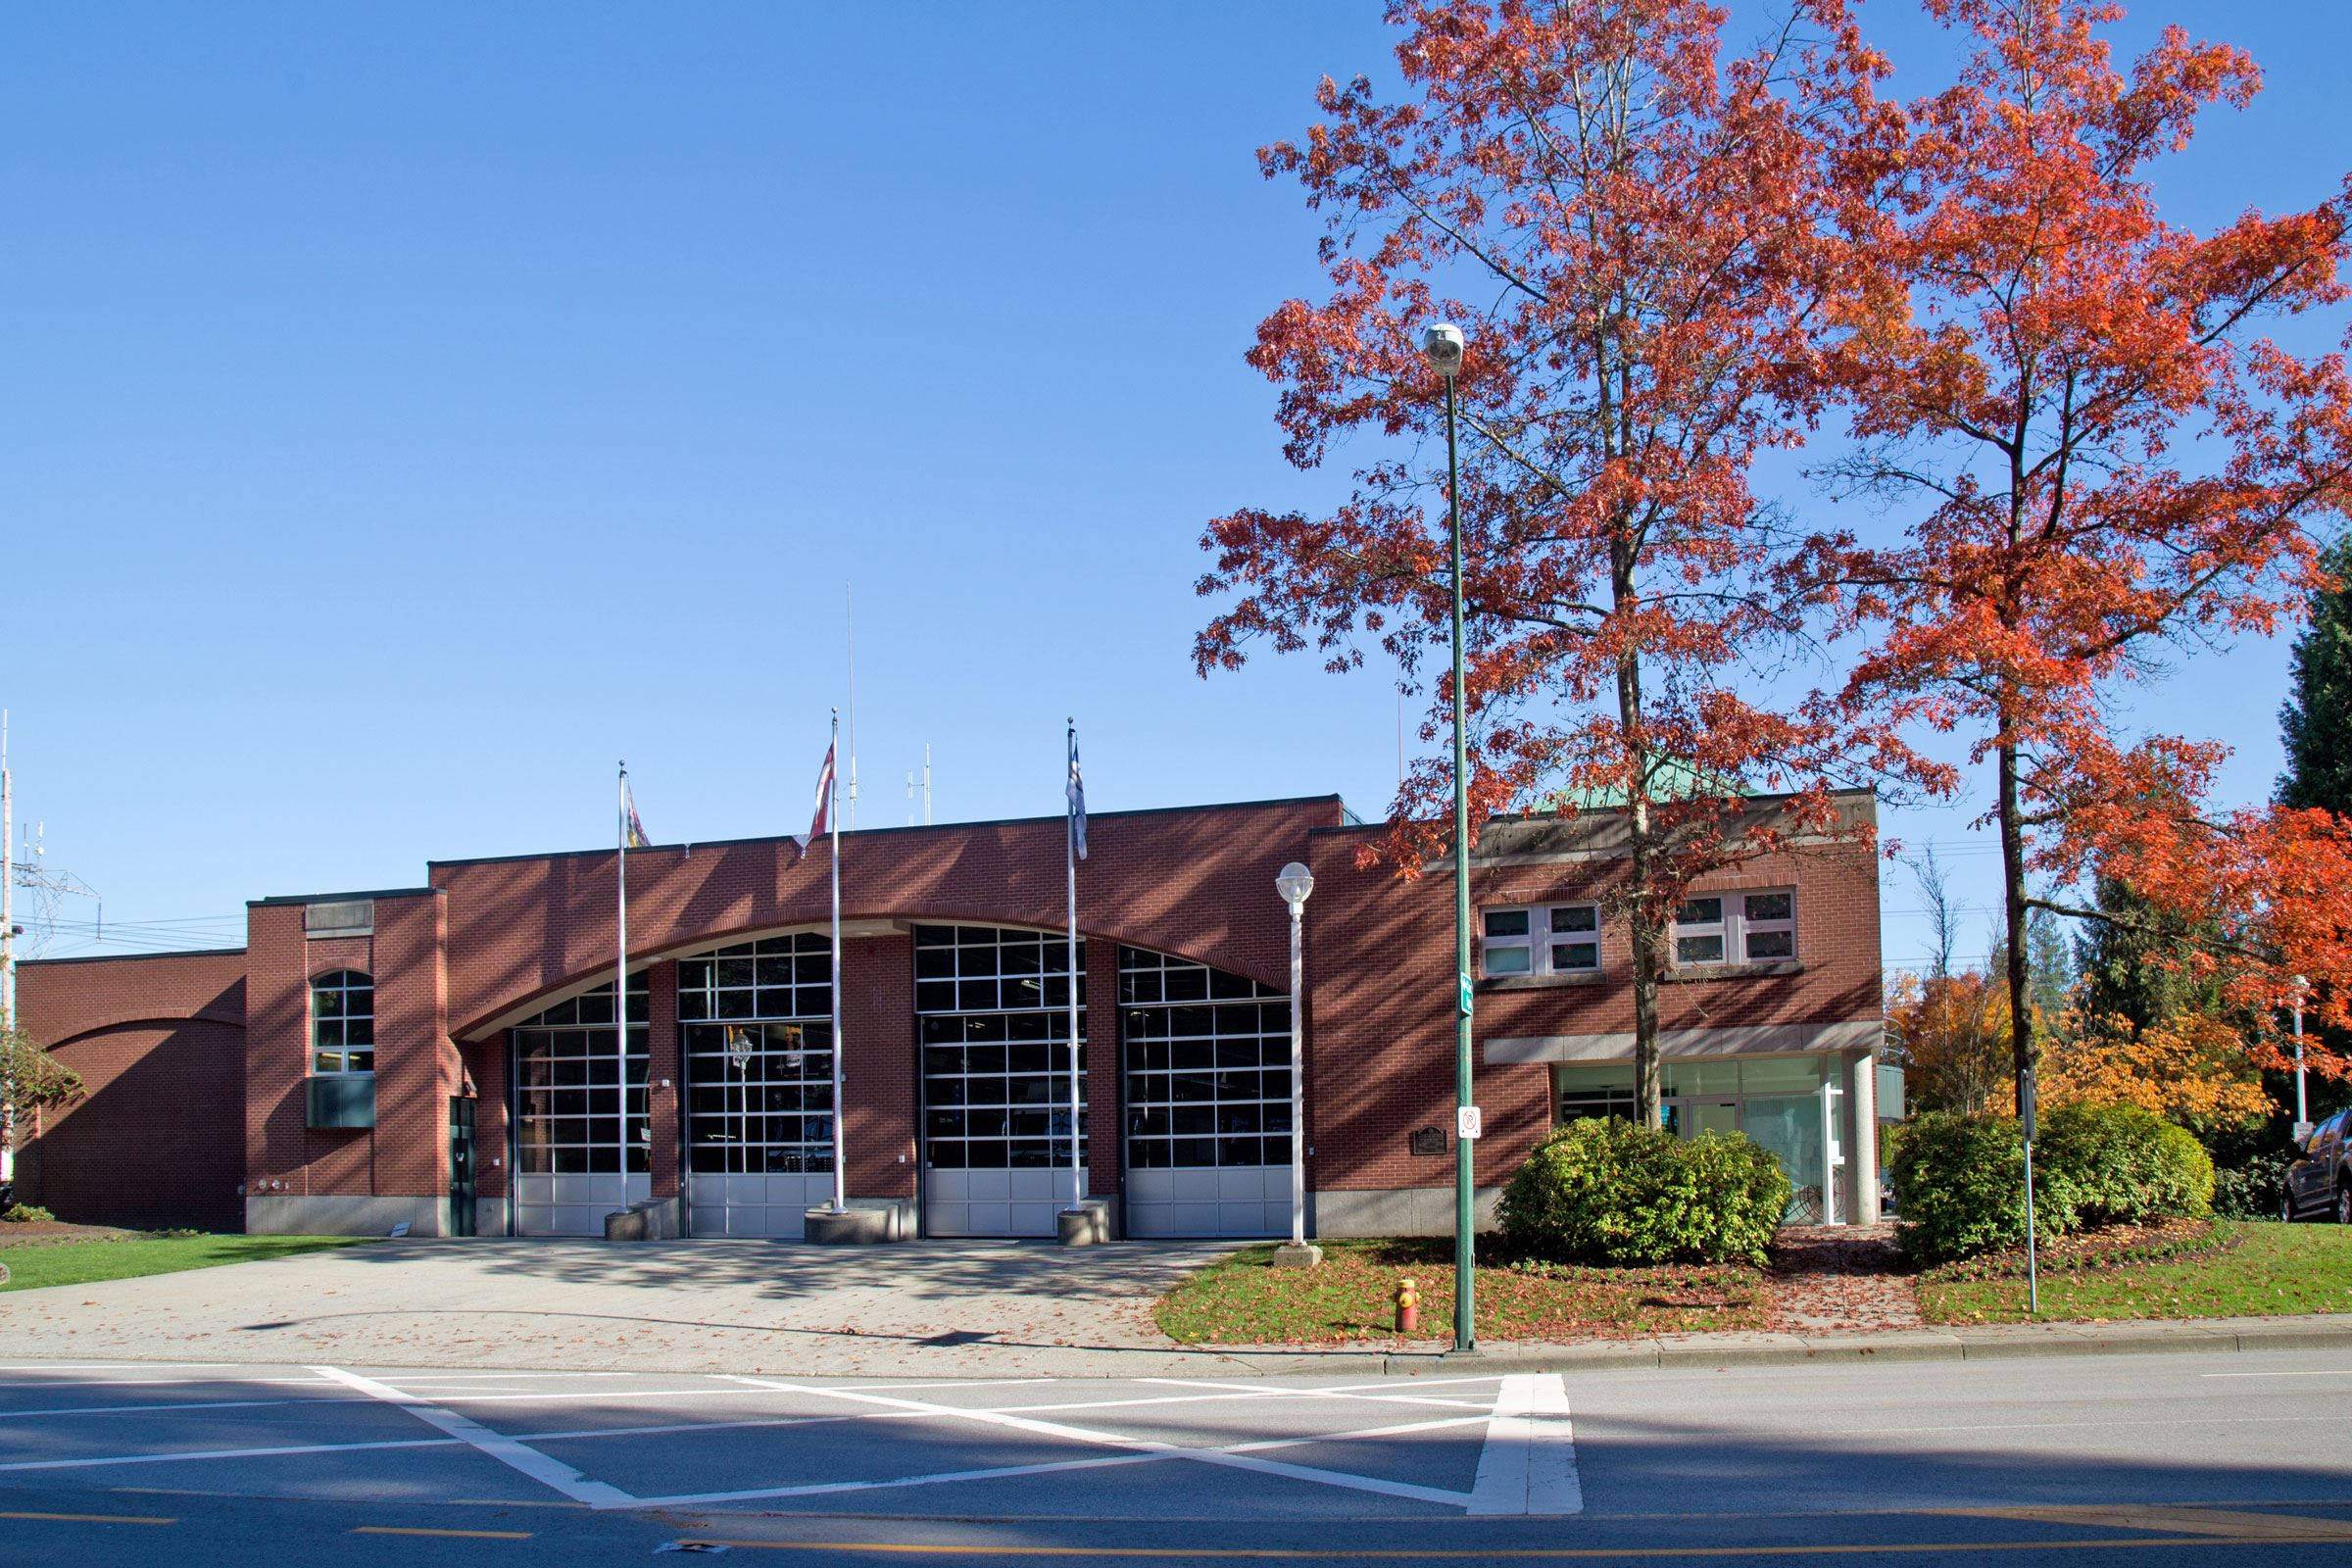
[0,1237,1247,1378]
[0,1235,2344,1378]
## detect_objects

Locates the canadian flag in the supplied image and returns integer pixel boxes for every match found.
[793,739,836,852]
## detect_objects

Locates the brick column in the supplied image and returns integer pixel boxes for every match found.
[843,933,917,1202]
[1084,935,1122,1201]
[370,893,449,1216]
[646,960,681,1200]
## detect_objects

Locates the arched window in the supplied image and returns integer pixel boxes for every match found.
[312,970,374,1075]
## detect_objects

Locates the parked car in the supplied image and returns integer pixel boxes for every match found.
[2281,1109,2351,1224]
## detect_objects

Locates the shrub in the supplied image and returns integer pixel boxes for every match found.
[1887,1112,2049,1266]
[2035,1101,2214,1227]
[2,1203,56,1224]
[1495,1116,1789,1266]
[2214,1150,2296,1219]
[1890,1103,2218,1264]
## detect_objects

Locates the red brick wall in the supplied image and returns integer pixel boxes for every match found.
[1086,935,1122,1200]
[242,892,452,1203]
[15,797,1885,1224]
[431,800,1345,1039]
[14,948,247,1231]
[841,934,916,1200]
[647,959,679,1200]
[1303,824,1884,1195]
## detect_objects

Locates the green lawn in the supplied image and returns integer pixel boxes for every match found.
[1916,1220,2352,1324]
[0,1233,368,1293]
[1155,1237,1768,1346]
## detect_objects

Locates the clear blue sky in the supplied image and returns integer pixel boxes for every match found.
[4,2,2345,970]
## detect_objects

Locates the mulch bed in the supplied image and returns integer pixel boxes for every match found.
[0,1220,144,1249]
[1155,1237,1772,1346]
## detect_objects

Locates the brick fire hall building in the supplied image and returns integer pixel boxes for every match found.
[10,793,1886,1241]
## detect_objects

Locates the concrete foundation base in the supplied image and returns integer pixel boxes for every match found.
[1056,1204,1112,1247]
[805,1206,901,1245]
[1307,1185,1506,1239]
[602,1197,682,1241]
[1270,1243,1324,1268]
[246,1195,446,1237]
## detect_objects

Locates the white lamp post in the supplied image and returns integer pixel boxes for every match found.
[2293,974,2312,1142]
[1272,861,1320,1267]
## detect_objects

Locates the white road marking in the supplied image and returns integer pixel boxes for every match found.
[673,1376,1476,1514]
[631,1399,1485,1510]
[1230,1414,1490,1449]
[515,1409,934,1443]
[2203,1369,2352,1378]
[370,1385,818,1407]
[813,1379,1054,1393]
[311,1365,637,1507]
[371,1373,638,1384]
[637,1446,1168,1506]
[1139,1379,1494,1412]
[0,1376,332,1390]
[0,1396,376,1419]
[0,1436,457,1471]
[1145,1376,1502,1397]
[0,1363,245,1371]
[1468,1373,1583,1518]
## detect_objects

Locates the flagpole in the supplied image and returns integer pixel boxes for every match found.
[616,760,629,1206]
[829,709,847,1214]
[1065,720,1082,1215]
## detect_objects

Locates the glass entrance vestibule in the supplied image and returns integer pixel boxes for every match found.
[1553,1054,1852,1223]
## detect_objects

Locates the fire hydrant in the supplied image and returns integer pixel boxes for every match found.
[1395,1277,1420,1336]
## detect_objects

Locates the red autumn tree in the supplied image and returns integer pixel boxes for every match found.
[1193,0,1905,1124]
[1806,0,2352,1093]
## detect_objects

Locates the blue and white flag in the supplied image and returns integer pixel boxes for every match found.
[1066,730,1087,860]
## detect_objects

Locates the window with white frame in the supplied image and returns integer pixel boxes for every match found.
[311,970,373,1074]
[1480,903,1603,978]
[1672,889,1797,967]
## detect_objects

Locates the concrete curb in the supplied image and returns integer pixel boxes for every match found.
[1368,1314,2352,1376]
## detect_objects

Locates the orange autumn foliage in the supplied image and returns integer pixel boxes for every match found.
[1193,0,1903,1120]
[1887,970,2017,1117]
[1804,0,2352,1087]
[2038,1010,2274,1127]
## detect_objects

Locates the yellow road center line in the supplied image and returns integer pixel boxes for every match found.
[353,1525,534,1540]
[666,1538,2325,1559]
[1929,1505,2352,1542]
[0,1510,175,1526]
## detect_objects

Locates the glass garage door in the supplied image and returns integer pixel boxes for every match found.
[1119,948,1290,1238]
[679,934,835,1236]
[510,977,650,1236]
[915,925,1086,1238]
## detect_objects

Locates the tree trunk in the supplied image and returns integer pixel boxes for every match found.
[1629,901,1665,1127]
[1612,531,1663,1129]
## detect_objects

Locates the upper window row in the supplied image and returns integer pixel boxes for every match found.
[1674,890,1796,966]
[1479,889,1797,978]
[1479,904,1599,978]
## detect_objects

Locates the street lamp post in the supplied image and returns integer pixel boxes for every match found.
[2293,974,2312,1142]
[1422,320,1476,1355]
[1272,862,1320,1268]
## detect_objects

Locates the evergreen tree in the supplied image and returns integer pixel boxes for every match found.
[2072,872,2228,1035]
[2026,906,2072,1026]
[2279,536,2352,814]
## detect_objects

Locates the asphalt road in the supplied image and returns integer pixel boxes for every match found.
[0,1348,2348,1564]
